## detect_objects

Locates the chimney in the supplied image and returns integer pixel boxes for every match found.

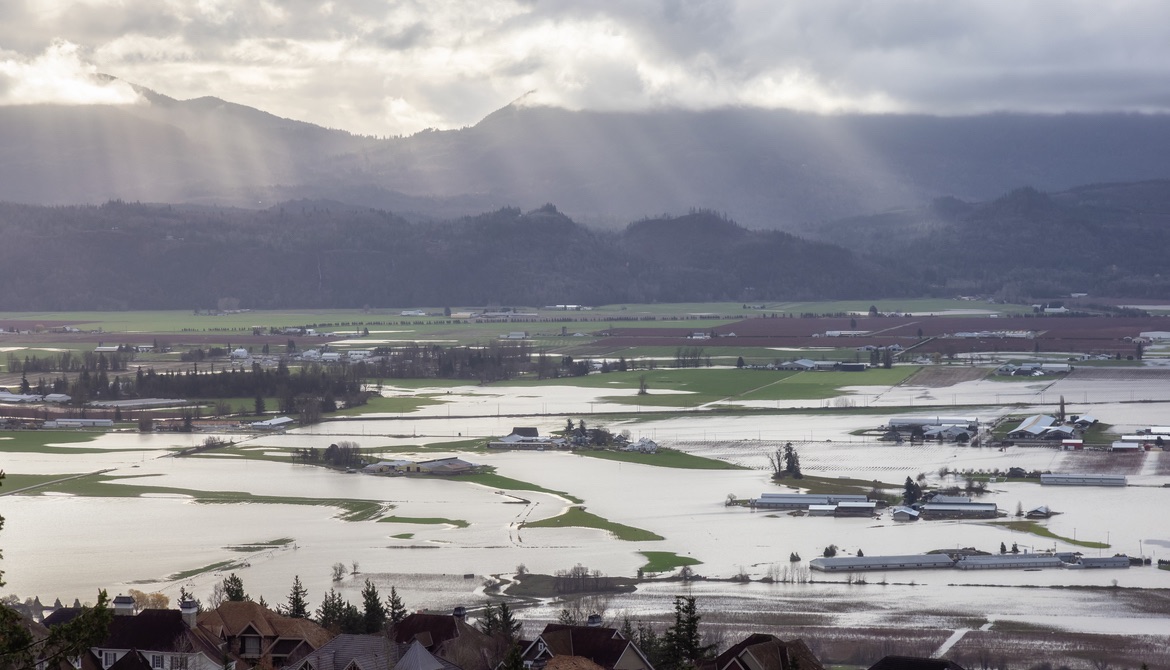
[179,598,198,628]
[113,594,135,616]
[452,606,466,621]
[586,614,602,628]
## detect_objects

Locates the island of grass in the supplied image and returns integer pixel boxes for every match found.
[576,447,746,470]
[990,520,1110,549]
[461,472,584,504]
[378,516,469,528]
[639,551,701,573]
[521,506,663,541]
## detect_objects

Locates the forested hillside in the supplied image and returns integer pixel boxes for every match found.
[0,202,905,310]
[801,180,1170,299]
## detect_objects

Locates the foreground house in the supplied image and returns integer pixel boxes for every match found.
[45,597,227,670]
[868,656,965,670]
[392,610,493,670]
[197,600,332,668]
[518,623,654,670]
[701,633,824,670]
[286,635,460,670]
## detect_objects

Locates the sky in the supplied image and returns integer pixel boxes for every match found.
[1,1,1169,137]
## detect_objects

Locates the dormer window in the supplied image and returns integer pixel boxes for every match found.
[152,654,164,668]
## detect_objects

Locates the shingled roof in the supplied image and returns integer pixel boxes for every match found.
[708,633,824,670]
[522,624,651,670]
[868,656,965,670]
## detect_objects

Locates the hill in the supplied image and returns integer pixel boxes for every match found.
[0,202,904,310]
[5,83,1170,227]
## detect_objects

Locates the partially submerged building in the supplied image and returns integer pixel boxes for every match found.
[1040,474,1127,486]
[809,554,956,572]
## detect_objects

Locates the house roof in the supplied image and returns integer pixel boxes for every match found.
[544,656,608,670]
[291,633,399,670]
[108,651,153,670]
[197,601,332,652]
[711,633,823,670]
[527,624,639,670]
[868,655,965,670]
[394,640,447,670]
[391,614,459,650]
[102,610,189,652]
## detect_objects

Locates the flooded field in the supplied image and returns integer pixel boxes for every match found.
[2,366,1169,638]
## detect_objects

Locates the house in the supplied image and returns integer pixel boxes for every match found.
[363,460,413,474]
[285,635,459,670]
[701,633,823,670]
[231,348,251,359]
[518,623,654,670]
[198,600,332,668]
[392,609,493,665]
[624,438,658,454]
[48,597,228,670]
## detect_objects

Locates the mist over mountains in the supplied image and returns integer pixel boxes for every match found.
[4,84,1170,308]
[4,82,1170,228]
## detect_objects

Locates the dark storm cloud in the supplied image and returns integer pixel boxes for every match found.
[2,1,1169,134]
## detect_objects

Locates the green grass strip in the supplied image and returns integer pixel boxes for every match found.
[991,520,1110,549]
[522,506,663,541]
[638,551,702,573]
[576,448,746,470]
[461,473,584,504]
[377,516,469,528]
[168,560,236,580]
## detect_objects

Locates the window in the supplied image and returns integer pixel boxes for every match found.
[152,655,164,669]
[169,656,189,670]
[103,652,118,669]
[241,635,262,657]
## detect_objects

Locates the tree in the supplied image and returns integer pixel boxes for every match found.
[222,573,248,602]
[661,596,712,670]
[254,395,266,416]
[1,471,113,669]
[735,356,744,368]
[903,476,922,505]
[361,579,387,633]
[497,602,521,642]
[316,589,348,631]
[128,589,169,612]
[1000,542,1008,555]
[386,587,408,625]
[332,562,349,582]
[478,603,500,636]
[286,575,310,618]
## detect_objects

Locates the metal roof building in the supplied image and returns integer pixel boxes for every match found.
[919,502,998,519]
[1040,473,1127,486]
[752,493,869,509]
[810,554,956,572]
[955,554,1064,570]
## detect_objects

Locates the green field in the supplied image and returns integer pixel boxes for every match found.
[460,473,584,504]
[377,516,469,528]
[521,506,663,541]
[990,520,1110,549]
[638,551,702,573]
[576,448,747,470]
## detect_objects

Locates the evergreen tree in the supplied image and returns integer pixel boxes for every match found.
[386,586,408,625]
[361,579,387,633]
[661,596,711,670]
[222,573,248,602]
[903,476,922,505]
[478,603,500,637]
[316,589,347,631]
[286,575,309,618]
[500,642,526,670]
[498,602,521,642]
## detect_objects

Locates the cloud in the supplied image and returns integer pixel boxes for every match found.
[0,40,142,105]
[3,1,1170,134]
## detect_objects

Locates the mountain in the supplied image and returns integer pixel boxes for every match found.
[4,84,1170,228]
[800,180,1170,299]
[0,202,904,310]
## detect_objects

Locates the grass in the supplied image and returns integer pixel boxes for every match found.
[332,394,446,416]
[991,520,1111,549]
[377,516,469,528]
[460,472,584,504]
[0,431,105,453]
[495,367,918,408]
[521,506,663,541]
[15,472,390,521]
[224,537,295,552]
[639,551,702,573]
[773,474,898,496]
[576,448,746,470]
[391,533,415,539]
[168,560,236,580]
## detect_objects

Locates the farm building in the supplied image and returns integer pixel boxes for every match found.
[1068,556,1131,569]
[891,506,920,522]
[919,502,998,520]
[807,505,837,517]
[835,501,878,517]
[252,416,295,430]
[955,554,1064,570]
[362,460,413,474]
[928,495,972,504]
[414,457,477,475]
[1006,415,1056,439]
[751,493,869,509]
[43,418,114,428]
[1040,474,1127,486]
[1111,441,1145,452]
[809,554,956,572]
[1026,505,1054,519]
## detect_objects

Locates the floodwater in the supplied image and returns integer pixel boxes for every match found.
[2,372,1169,634]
